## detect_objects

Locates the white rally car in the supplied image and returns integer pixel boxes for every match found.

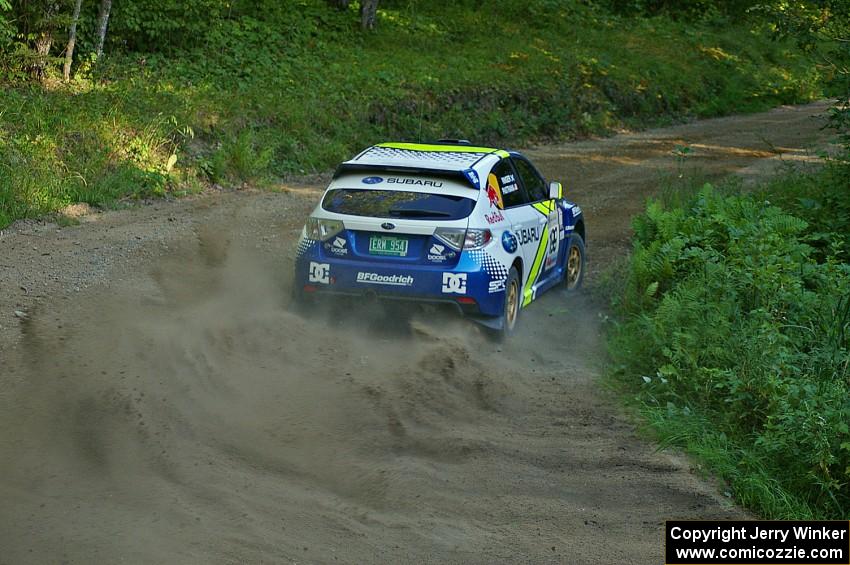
[294,141,586,338]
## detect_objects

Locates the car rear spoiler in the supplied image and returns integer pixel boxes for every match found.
[333,163,482,189]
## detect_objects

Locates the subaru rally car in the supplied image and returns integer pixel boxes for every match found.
[294,141,586,338]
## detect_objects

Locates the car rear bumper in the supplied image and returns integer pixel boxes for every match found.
[294,239,506,317]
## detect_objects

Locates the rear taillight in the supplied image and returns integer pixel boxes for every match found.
[463,229,492,250]
[435,228,492,251]
[306,217,344,241]
[434,228,465,251]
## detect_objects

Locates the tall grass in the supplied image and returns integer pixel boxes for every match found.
[608,162,850,519]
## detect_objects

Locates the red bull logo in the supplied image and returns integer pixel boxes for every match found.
[486,173,504,209]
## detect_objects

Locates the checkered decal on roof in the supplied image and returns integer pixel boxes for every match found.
[469,250,509,282]
[296,238,317,257]
[360,146,486,166]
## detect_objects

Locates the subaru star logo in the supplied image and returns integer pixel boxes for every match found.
[502,231,518,253]
[381,222,396,230]
[362,176,384,185]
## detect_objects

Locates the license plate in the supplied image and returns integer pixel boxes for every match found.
[369,235,408,256]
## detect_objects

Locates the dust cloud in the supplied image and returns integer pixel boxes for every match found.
[0,225,552,564]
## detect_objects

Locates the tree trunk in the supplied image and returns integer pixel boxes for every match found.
[30,1,60,80]
[95,0,111,59]
[32,30,52,79]
[63,0,83,81]
[360,0,378,30]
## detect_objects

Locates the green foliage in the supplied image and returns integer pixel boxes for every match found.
[610,179,850,519]
[604,0,756,18]
[0,0,836,227]
[0,87,182,222]
[205,129,274,185]
[751,0,850,51]
[755,165,850,261]
[108,0,347,53]
[0,1,12,44]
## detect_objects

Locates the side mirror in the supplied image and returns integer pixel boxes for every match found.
[549,181,563,200]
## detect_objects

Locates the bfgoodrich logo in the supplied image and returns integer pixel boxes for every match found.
[356,272,414,286]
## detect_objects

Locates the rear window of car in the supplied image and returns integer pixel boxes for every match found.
[321,189,475,220]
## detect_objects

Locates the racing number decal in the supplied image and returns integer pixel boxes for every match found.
[544,210,560,271]
[522,200,561,306]
[533,200,560,272]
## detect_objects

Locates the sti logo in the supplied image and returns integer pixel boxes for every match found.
[441,273,467,294]
[308,262,330,284]
[362,176,384,185]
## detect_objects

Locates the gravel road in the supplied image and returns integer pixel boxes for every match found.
[0,101,835,564]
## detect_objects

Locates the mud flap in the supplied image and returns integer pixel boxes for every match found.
[468,314,504,330]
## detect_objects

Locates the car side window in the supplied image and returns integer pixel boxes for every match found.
[513,157,547,202]
[489,158,529,209]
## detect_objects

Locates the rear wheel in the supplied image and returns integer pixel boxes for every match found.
[290,281,315,313]
[564,234,585,292]
[490,267,520,341]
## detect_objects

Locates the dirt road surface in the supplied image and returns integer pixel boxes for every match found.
[0,101,835,564]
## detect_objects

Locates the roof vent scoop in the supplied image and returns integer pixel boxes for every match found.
[437,139,472,145]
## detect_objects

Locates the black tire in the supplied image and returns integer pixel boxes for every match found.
[290,281,315,313]
[564,233,585,292]
[490,266,520,341]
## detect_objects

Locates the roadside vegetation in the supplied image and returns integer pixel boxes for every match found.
[608,86,850,518]
[0,0,841,227]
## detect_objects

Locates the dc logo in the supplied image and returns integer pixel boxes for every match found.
[502,231,518,253]
[442,273,467,294]
[308,262,330,284]
[362,176,384,185]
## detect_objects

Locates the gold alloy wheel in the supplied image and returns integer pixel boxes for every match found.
[566,244,582,289]
[506,278,519,328]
